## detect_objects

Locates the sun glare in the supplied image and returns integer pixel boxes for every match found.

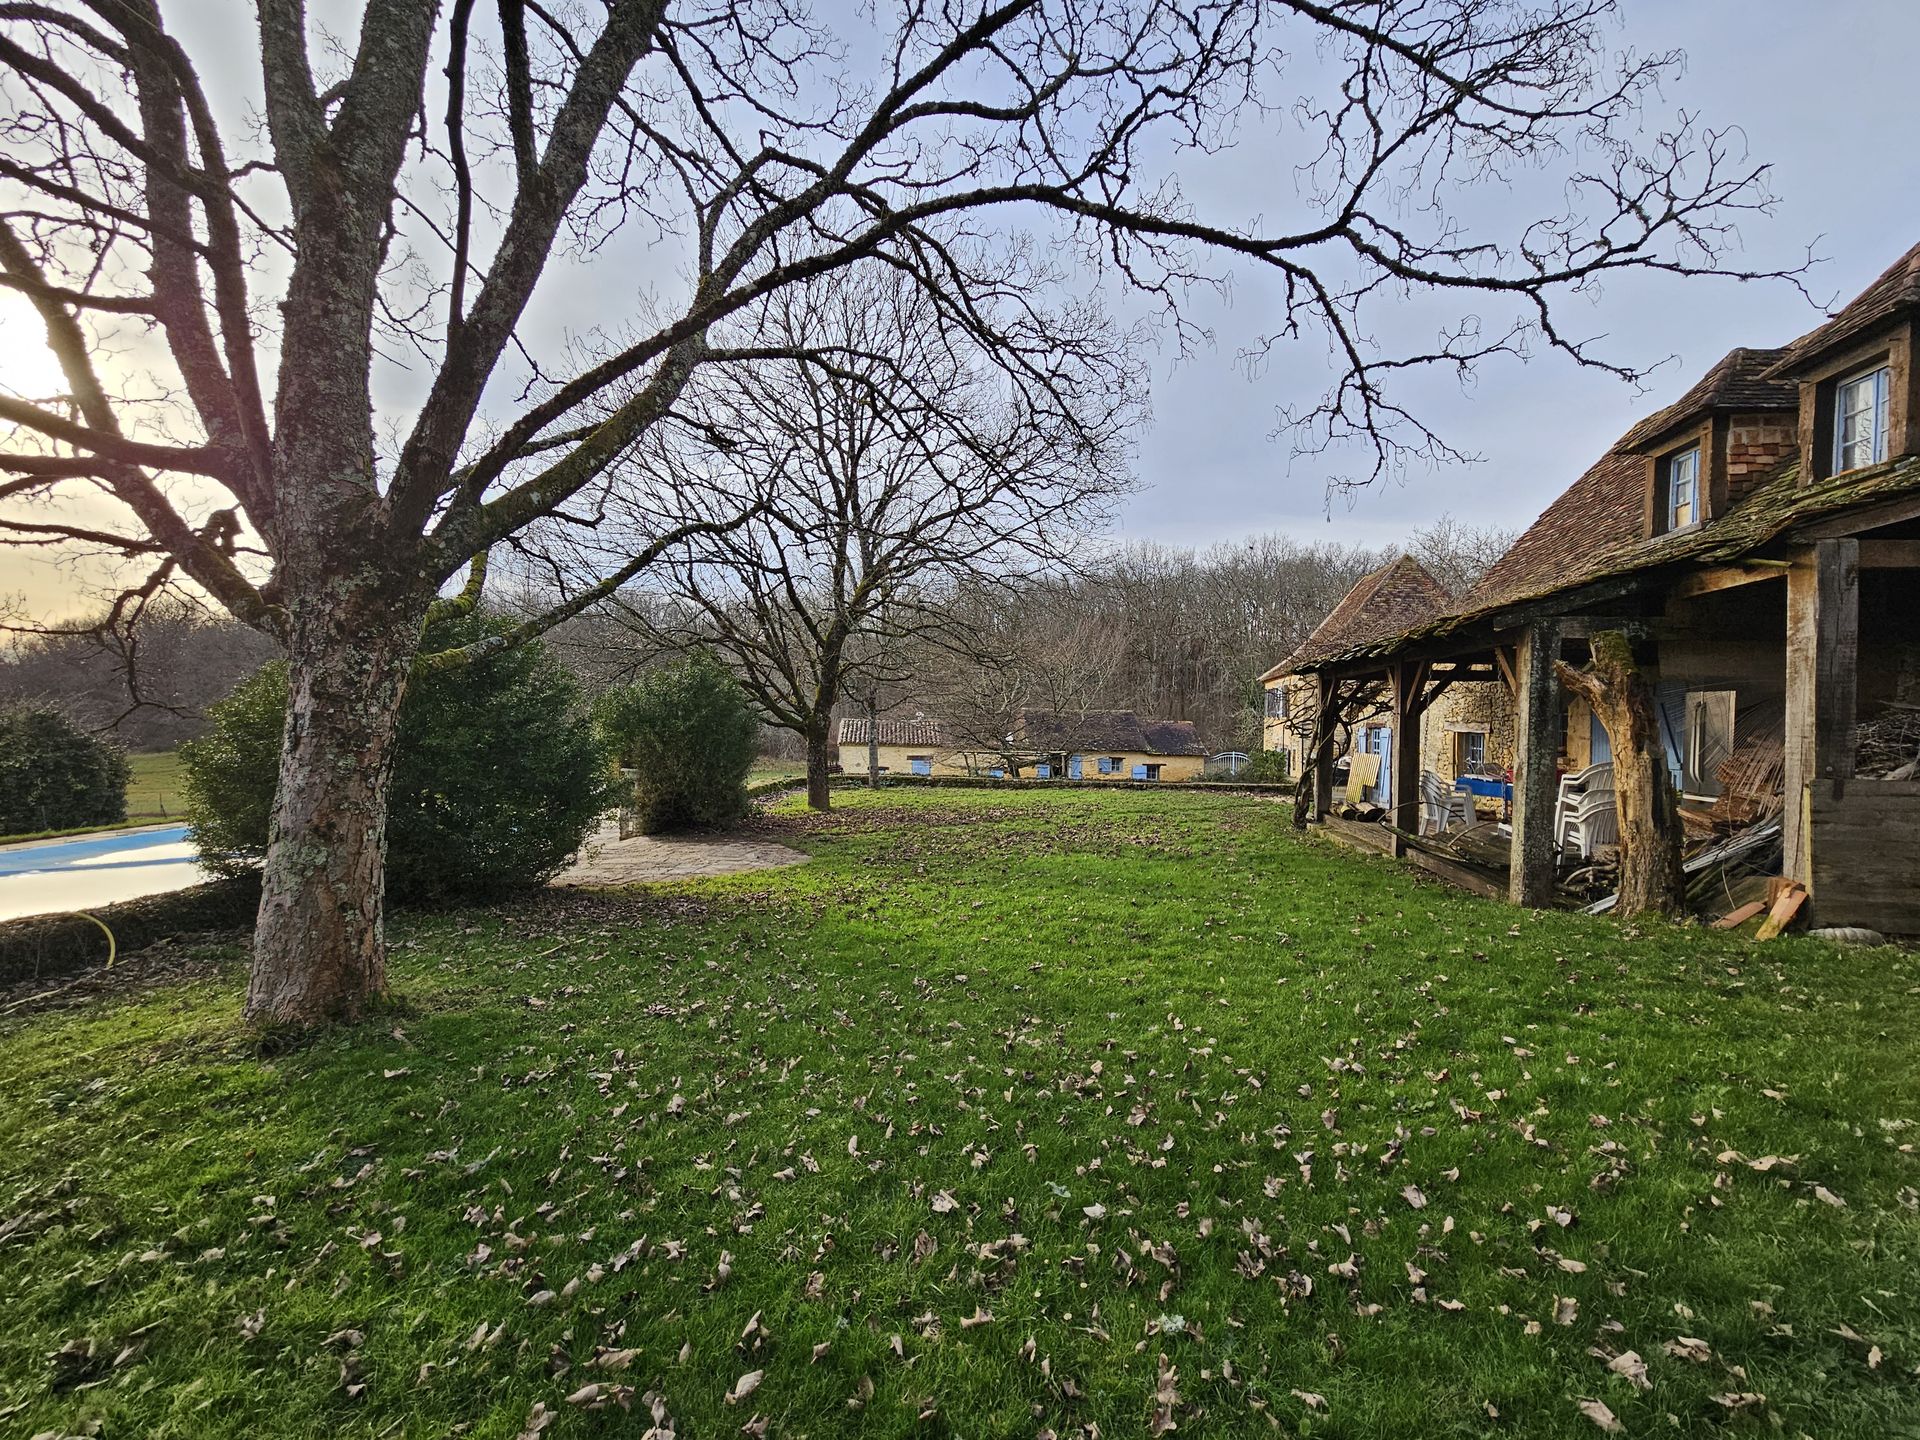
[0,302,74,404]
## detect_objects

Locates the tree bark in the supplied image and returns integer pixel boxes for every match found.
[1555,631,1683,918]
[245,587,425,1026]
[805,710,834,812]
[865,692,880,789]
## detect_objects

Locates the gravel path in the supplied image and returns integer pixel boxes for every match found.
[551,819,807,888]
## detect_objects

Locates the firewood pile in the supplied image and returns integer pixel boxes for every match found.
[1855,701,1920,779]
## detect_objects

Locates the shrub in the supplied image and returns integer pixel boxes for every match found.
[0,705,129,835]
[1242,747,1292,784]
[181,616,611,901]
[595,652,759,833]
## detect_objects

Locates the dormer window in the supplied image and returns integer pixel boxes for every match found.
[1664,445,1700,532]
[1833,364,1890,472]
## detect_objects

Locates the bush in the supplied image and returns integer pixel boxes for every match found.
[181,616,611,901]
[595,653,759,833]
[1242,748,1292,784]
[0,705,129,835]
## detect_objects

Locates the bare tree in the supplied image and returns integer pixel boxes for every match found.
[0,0,1802,1024]
[1406,514,1520,598]
[611,268,1136,807]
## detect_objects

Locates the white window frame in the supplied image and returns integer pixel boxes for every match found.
[1833,364,1891,473]
[1665,445,1700,532]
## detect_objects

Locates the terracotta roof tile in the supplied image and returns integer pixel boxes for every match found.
[1019,709,1207,756]
[1617,347,1795,450]
[1270,555,1451,675]
[835,715,948,747]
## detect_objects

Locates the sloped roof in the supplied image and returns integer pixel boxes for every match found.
[1617,347,1795,450]
[835,715,948,747]
[1460,448,1646,613]
[1451,347,1792,615]
[1019,709,1207,757]
[1265,555,1451,678]
[1299,452,1920,672]
[1767,238,1920,377]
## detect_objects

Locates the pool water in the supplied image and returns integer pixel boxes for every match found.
[0,825,214,922]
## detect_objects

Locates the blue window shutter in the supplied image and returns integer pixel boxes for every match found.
[1036,763,1051,779]
[1131,764,1148,780]
[1068,755,1083,779]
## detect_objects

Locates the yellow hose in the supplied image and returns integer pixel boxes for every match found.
[60,911,117,968]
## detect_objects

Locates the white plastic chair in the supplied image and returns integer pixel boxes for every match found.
[1420,770,1472,834]
[1556,762,1612,833]
[1559,789,1618,858]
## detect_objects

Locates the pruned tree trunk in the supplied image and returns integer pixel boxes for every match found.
[866,692,880,789]
[245,587,426,1026]
[805,711,834,812]
[1555,631,1683,918]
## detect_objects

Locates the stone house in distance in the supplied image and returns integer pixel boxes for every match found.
[1269,238,1920,932]
[835,709,1207,781]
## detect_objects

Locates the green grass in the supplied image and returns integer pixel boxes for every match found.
[1,788,1916,1438]
[748,758,807,785]
[124,750,185,823]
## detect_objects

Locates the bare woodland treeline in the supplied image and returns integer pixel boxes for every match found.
[4,516,1511,762]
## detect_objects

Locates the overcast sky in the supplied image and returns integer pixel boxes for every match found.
[5,0,1918,619]
[1120,0,1920,552]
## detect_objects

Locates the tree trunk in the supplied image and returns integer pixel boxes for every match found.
[866,692,880,789]
[245,591,425,1026]
[1555,631,1683,918]
[805,711,833,812]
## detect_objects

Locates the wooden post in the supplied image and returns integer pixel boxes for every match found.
[1312,674,1337,822]
[1389,662,1426,850]
[1783,539,1860,890]
[1509,621,1561,907]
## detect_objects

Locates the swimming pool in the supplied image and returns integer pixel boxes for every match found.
[0,825,214,923]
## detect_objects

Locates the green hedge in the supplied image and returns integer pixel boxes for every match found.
[181,614,611,902]
[0,706,129,837]
[595,654,759,833]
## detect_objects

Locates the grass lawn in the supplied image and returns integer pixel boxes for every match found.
[124,750,186,824]
[1,789,1915,1438]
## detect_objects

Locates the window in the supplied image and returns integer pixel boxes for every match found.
[1833,364,1891,472]
[1035,763,1052,779]
[1264,686,1290,718]
[1454,730,1486,773]
[908,755,932,776]
[1665,445,1700,531]
[1144,764,1163,782]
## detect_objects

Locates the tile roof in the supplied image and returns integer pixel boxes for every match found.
[1299,452,1920,671]
[1019,709,1208,757]
[1266,555,1451,677]
[1766,238,1920,377]
[1440,347,1793,619]
[835,715,948,747]
[1616,347,1795,450]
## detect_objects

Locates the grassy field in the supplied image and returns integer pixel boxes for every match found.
[125,750,186,823]
[1,789,1915,1438]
